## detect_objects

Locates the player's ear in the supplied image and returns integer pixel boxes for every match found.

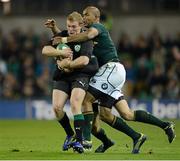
[79,22,84,28]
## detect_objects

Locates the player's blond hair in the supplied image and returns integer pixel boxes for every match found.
[67,11,83,25]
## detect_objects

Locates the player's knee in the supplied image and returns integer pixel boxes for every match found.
[70,98,83,114]
[121,111,134,121]
[52,103,64,119]
[70,97,81,109]
[53,103,62,113]
[82,100,93,112]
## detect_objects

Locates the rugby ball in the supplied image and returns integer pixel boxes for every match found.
[56,43,69,50]
[55,43,70,60]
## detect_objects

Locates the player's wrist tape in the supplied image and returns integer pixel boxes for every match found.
[62,37,67,43]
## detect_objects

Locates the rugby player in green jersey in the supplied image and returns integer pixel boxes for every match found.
[52,6,175,153]
[46,16,147,154]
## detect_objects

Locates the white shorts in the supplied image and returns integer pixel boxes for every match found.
[89,62,126,100]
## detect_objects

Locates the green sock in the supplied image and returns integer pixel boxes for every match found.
[83,112,94,141]
[74,114,84,142]
[110,117,140,140]
[135,110,168,129]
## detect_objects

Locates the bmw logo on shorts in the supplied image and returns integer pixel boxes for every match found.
[101,83,108,90]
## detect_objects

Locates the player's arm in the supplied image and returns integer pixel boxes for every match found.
[68,40,93,68]
[57,40,93,69]
[70,56,89,69]
[53,27,99,45]
[57,56,89,70]
[67,27,99,42]
[42,45,72,58]
[44,19,61,35]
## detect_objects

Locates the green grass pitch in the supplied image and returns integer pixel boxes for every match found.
[0,119,179,160]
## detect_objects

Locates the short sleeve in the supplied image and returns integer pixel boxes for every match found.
[90,23,103,34]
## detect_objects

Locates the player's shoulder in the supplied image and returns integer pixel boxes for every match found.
[90,23,106,34]
[90,23,105,29]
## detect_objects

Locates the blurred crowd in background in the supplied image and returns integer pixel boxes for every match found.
[0,26,179,100]
[118,29,180,100]
[0,0,180,100]
[0,27,53,99]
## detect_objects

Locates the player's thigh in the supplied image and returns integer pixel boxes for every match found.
[70,77,89,107]
[52,80,70,109]
[82,91,96,112]
[52,89,68,109]
[70,87,86,107]
[115,99,134,120]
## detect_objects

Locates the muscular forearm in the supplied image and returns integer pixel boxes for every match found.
[66,31,89,43]
[69,56,89,69]
[42,46,61,57]
[51,26,61,35]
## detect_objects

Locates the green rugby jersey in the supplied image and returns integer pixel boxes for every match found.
[90,23,119,66]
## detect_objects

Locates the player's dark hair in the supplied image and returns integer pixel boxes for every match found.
[84,6,100,18]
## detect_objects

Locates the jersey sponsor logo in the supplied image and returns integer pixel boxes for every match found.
[74,45,81,52]
[101,83,108,90]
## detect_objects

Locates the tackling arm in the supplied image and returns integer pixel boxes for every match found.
[53,27,99,45]
[67,27,99,43]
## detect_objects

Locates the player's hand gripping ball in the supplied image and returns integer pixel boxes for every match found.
[55,43,69,60]
[56,43,72,73]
